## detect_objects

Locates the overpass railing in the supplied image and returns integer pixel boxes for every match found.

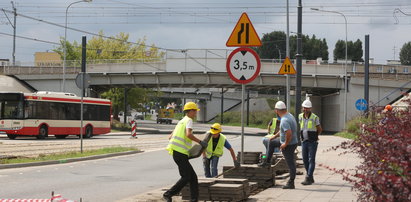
[1,48,410,80]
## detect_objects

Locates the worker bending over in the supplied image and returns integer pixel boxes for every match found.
[163,102,208,202]
[202,123,240,178]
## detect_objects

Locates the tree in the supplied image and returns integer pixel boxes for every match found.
[53,31,164,62]
[101,88,157,117]
[333,39,363,62]
[256,31,329,61]
[53,32,165,117]
[400,42,411,65]
[256,31,286,60]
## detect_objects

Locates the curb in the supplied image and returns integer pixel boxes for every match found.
[0,150,142,170]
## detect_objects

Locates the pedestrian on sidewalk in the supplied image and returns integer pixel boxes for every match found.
[202,123,240,178]
[299,98,322,185]
[163,102,208,202]
[258,115,281,168]
[275,101,299,189]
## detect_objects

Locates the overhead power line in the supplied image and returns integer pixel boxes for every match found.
[0,31,60,45]
[0,8,173,52]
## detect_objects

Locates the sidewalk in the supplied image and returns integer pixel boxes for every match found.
[119,136,360,202]
[248,135,359,202]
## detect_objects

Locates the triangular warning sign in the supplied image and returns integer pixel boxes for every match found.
[278,57,296,75]
[226,13,262,47]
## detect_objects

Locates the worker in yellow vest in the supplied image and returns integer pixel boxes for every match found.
[202,123,240,178]
[258,114,281,168]
[163,102,208,202]
[299,99,322,185]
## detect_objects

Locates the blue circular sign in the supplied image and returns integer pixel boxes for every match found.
[355,99,368,111]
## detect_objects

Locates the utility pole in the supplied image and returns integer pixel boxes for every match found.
[12,1,16,65]
[364,35,370,116]
[286,0,291,113]
[296,0,303,136]
[6,1,17,65]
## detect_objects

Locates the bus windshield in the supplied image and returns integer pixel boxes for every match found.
[0,93,24,119]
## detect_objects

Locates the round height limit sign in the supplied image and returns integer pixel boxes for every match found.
[226,47,261,84]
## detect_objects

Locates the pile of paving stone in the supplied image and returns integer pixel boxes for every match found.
[222,165,275,188]
[236,151,261,164]
[181,178,256,201]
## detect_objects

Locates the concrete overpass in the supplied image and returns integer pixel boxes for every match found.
[2,49,410,131]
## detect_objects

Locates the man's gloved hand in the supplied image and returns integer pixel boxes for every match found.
[233,160,241,168]
[199,140,208,148]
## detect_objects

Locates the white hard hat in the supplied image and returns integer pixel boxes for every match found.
[275,101,287,109]
[302,100,312,108]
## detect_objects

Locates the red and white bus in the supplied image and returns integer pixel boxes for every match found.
[0,91,111,139]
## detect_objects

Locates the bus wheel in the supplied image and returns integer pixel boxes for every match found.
[55,135,68,139]
[84,126,93,139]
[7,134,17,139]
[37,125,48,139]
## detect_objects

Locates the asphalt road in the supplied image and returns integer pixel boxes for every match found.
[0,133,264,201]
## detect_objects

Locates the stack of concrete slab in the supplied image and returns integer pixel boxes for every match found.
[223,165,275,188]
[215,178,251,198]
[209,183,245,201]
[236,151,261,164]
[181,178,215,201]
[181,178,254,201]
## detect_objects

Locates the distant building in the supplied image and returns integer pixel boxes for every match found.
[0,59,9,66]
[34,52,62,67]
[386,59,401,65]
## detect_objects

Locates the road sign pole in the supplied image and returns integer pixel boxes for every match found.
[80,36,87,153]
[241,84,245,164]
[286,75,290,111]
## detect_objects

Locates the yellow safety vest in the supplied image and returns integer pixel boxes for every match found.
[265,118,278,138]
[166,116,192,156]
[298,113,318,131]
[205,133,226,158]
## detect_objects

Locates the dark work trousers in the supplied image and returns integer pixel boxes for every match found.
[281,144,297,180]
[302,141,319,178]
[262,137,281,163]
[165,150,198,200]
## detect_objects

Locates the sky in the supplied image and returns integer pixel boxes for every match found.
[0,0,410,65]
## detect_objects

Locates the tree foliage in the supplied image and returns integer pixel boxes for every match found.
[53,32,165,116]
[101,88,157,116]
[399,42,411,65]
[333,39,363,62]
[53,31,164,61]
[256,31,329,61]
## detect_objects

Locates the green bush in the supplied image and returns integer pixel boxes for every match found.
[215,111,276,129]
[346,116,373,134]
[111,119,131,131]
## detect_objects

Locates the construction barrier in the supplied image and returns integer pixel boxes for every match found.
[0,194,76,202]
[130,120,137,138]
[0,192,76,202]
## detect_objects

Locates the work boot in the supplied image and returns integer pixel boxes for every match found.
[258,159,271,168]
[310,176,315,183]
[282,180,295,189]
[301,176,312,185]
[163,193,172,202]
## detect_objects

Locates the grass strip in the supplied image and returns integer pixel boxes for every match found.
[0,147,138,165]
[335,131,357,140]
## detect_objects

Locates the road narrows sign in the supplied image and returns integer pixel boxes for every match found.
[226,13,262,47]
[226,47,261,84]
[278,57,296,75]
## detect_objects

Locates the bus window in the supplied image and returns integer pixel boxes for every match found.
[2,101,23,119]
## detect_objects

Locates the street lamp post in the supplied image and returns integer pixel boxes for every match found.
[311,8,348,126]
[63,0,92,92]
